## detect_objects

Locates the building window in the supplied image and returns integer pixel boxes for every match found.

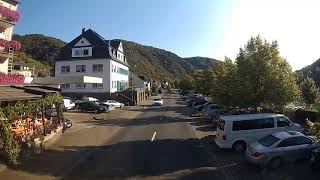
[83,49,89,56]
[112,65,117,73]
[76,84,86,89]
[61,84,71,89]
[76,65,86,72]
[75,50,80,56]
[118,67,129,75]
[92,64,103,72]
[92,83,103,89]
[61,66,70,73]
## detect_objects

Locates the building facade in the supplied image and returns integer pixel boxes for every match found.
[55,29,129,96]
[0,0,21,74]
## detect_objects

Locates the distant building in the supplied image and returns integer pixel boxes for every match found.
[0,0,21,74]
[55,29,130,98]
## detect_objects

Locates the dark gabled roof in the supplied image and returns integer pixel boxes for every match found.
[105,40,121,50]
[56,29,129,67]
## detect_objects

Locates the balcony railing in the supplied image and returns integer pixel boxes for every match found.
[0,38,21,50]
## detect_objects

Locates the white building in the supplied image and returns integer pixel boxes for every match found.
[55,29,129,98]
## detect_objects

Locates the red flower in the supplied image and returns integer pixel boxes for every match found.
[0,38,21,51]
[0,5,20,23]
[0,73,25,84]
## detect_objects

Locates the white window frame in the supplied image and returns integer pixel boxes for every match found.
[61,66,70,73]
[61,84,71,89]
[76,84,86,89]
[92,83,103,89]
[92,64,103,72]
[76,65,86,73]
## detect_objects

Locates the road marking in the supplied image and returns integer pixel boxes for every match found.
[151,132,157,142]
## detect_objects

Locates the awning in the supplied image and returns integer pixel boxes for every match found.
[0,86,42,101]
[30,76,103,85]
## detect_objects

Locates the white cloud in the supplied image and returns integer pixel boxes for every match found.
[214,0,320,70]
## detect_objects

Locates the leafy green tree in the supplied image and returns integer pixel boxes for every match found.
[235,35,299,109]
[301,77,319,106]
[179,77,194,91]
[210,57,239,106]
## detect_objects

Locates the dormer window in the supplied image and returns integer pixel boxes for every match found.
[83,49,89,55]
[72,47,92,57]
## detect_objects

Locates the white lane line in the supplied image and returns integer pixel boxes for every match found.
[151,132,157,142]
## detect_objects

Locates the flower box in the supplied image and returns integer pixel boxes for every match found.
[0,5,20,23]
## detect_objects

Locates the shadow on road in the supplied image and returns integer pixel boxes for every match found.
[3,138,225,180]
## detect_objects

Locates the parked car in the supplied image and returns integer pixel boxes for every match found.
[63,98,75,111]
[192,100,208,109]
[83,96,99,102]
[245,131,319,168]
[186,96,203,106]
[74,100,82,109]
[194,101,213,111]
[78,101,106,113]
[203,104,223,115]
[152,98,163,106]
[215,113,302,152]
[101,100,124,108]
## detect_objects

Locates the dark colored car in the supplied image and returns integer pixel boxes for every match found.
[78,101,106,114]
[192,100,207,108]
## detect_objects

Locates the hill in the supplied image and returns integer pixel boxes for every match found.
[13,33,219,81]
[13,34,66,65]
[183,56,221,70]
[296,58,320,86]
[122,40,194,81]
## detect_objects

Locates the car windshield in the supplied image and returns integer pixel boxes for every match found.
[258,135,281,147]
[154,99,161,101]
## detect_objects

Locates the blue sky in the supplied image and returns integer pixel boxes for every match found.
[14,0,320,70]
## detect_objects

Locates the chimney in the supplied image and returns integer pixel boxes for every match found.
[82,28,86,34]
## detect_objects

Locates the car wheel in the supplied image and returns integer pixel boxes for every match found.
[232,141,246,153]
[268,158,281,169]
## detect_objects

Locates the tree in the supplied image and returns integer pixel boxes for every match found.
[193,70,207,96]
[235,35,299,110]
[301,77,319,106]
[210,57,239,106]
[179,77,194,91]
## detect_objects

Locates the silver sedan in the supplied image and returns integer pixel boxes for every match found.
[245,131,319,168]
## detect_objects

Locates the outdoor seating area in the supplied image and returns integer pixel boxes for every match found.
[9,116,60,142]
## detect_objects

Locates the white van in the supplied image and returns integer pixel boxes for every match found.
[63,98,75,111]
[215,113,301,152]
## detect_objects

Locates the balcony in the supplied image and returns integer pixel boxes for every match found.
[0,5,20,29]
[0,72,25,84]
[0,38,21,50]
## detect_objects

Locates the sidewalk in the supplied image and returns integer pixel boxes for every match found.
[0,107,144,179]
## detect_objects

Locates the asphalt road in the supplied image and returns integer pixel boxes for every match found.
[0,93,225,180]
[64,93,224,180]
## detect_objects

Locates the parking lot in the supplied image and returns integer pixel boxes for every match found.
[185,101,320,180]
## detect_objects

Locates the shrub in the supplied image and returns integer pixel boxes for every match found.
[293,109,318,123]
